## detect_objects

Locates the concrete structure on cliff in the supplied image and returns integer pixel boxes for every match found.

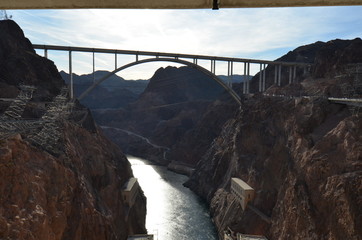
[122,177,140,208]
[231,178,255,210]
[127,234,154,240]
[237,234,268,240]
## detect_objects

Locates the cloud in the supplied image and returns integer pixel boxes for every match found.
[8,6,362,79]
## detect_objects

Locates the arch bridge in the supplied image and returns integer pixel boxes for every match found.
[33,44,311,105]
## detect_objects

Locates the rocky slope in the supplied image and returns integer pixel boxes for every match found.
[0,20,146,240]
[185,39,362,239]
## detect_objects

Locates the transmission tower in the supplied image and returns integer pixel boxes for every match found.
[0,10,10,20]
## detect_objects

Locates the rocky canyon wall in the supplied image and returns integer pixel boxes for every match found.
[186,39,362,239]
[0,20,146,240]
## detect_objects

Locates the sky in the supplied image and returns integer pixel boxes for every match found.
[5,6,362,79]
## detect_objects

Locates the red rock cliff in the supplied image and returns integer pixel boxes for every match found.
[185,39,362,239]
[0,20,146,240]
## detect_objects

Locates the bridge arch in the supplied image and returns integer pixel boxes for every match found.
[77,57,241,105]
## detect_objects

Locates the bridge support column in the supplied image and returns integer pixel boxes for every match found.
[243,62,246,94]
[293,65,297,82]
[115,52,118,70]
[262,63,266,91]
[247,62,250,93]
[259,64,263,92]
[69,50,73,99]
[289,66,293,84]
[278,65,282,86]
[93,51,95,83]
[44,49,48,59]
[193,58,198,65]
[211,59,216,74]
[274,65,278,85]
[228,61,233,88]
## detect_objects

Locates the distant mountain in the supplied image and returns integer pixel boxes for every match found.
[218,74,250,83]
[60,70,149,109]
[134,66,226,107]
[60,70,149,94]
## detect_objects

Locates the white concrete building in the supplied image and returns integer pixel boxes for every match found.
[231,178,255,210]
[122,177,139,208]
[237,233,268,240]
[127,234,154,240]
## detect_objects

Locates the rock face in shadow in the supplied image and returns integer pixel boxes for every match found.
[186,96,362,239]
[185,39,362,239]
[0,126,146,240]
[0,20,146,240]
[92,66,227,163]
[0,20,64,101]
[168,99,239,166]
[60,71,148,109]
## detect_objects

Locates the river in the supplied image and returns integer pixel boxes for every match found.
[128,156,218,240]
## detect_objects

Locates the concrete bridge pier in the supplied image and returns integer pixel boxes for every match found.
[69,50,74,99]
[93,51,95,83]
[259,63,266,92]
[211,59,216,74]
[243,62,250,94]
[114,51,118,70]
[288,65,298,84]
[278,65,282,86]
[262,64,266,91]
[227,61,233,88]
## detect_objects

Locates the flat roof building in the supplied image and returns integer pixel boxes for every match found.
[127,234,154,240]
[231,178,255,210]
[122,177,139,208]
[237,233,268,240]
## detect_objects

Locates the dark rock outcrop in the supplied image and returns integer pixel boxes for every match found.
[0,20,146,240]
[186,96,361,239]
[0,20,64,101]
[168,99,239,166]
[93,66,227,163]
[185,38,362,239]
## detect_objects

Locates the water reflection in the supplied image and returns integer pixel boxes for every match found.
[128,156,218,240]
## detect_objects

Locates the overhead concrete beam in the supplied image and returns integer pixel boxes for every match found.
[1,0,362,9]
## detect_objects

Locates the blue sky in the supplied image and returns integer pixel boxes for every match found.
[6,6,362,79]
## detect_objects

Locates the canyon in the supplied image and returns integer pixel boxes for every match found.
[1,17,361,240]
[90,38,362,239]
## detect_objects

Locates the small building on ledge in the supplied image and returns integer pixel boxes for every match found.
[122,177,139,208]
[231,178,255,210]
[237,233,268,240]
[127,234,154,240]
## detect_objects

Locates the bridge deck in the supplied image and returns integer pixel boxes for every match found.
[33,44,310,66]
